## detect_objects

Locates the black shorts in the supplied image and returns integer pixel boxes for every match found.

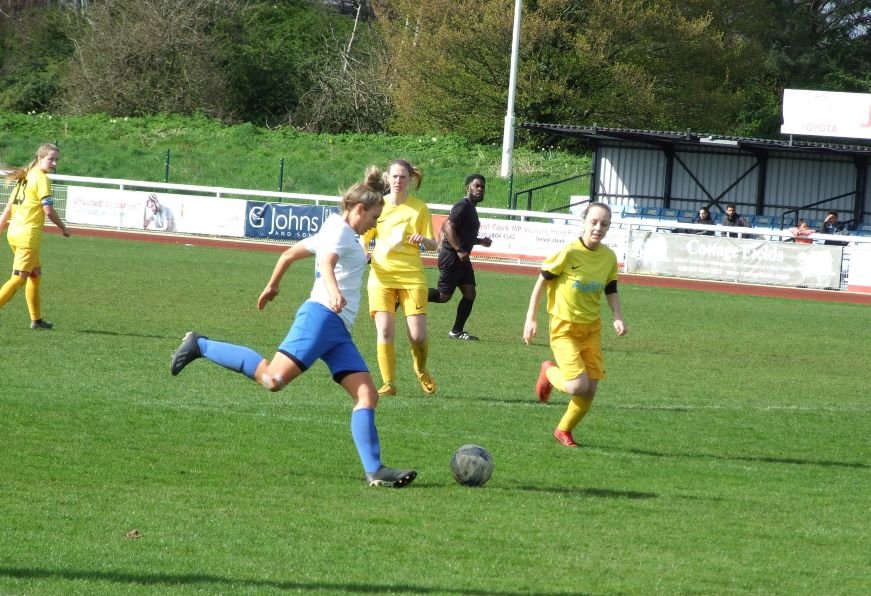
[437,249,476,295]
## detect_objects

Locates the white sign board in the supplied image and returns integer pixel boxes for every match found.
[626,232,843,289]
[781,88,871,140]
[66,186,247,237]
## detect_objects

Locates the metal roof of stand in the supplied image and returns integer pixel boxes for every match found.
[519,123,871,225]
[520,123,871,158]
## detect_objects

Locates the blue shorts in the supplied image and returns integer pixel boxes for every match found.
[278,301,368,382]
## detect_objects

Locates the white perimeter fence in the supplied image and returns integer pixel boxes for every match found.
[2,174,870,295]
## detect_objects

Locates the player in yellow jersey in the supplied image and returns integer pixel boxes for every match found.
[0,143,71,329]
[362,159,438,396]
[523,202,627,448]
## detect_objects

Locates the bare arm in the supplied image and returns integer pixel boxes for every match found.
[43,204,70,237]
[442,219,467,259]
[0,200,11,233]
[318,251,345,313]
[523,275,549,345]
[408,232,437,252]
[606,291,627,336]
[257,242,315,310]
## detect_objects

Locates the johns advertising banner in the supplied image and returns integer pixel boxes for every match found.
[626,232,843,289]
[245,202,339,241]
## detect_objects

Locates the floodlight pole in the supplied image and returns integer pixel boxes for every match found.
[500,0,522,208]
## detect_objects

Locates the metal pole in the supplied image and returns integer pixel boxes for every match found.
[500,0,522,208]
[278,158,285,192]
[164,149,171,183]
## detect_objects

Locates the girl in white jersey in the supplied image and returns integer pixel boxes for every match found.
[169,166,416,488]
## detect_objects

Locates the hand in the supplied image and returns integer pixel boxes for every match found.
[523,319,537,345]
[480,237,492,248]
[329,292,347,313]
[458,251,470,261]
[613,319,627,336]
[62,227,71,238]
[257,286,278,310]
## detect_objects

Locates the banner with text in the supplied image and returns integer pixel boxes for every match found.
[65,186,246,237]
[468,217,628,267]
[781,88,871,140]
[244,202,339,241]
[626,232,842,288]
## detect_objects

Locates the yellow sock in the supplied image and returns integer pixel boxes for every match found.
[545,365,568,393]
[558,395,594,432]
[376,343,396,385]
[26,275,41,321]
[0,275,26,308]
[410,340,429,374]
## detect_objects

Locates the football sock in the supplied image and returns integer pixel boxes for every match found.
[410,340,429,374]
[350,407,382,474]
[452,297,474,333]
[0,275,26,308]
[376,342,396,385]
[558,395,594,432]
[199,338,264,379]
[545,365,568,393]
[25,275,41,321]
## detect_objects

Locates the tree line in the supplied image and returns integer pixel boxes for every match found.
[1,0,869,144]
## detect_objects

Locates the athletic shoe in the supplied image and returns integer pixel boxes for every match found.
[30,319,53,330]
[377,382,397,396]
[170,331,204,376]
[553,428,579,448]
[448,330,479,341]
[535,361,555,402]
[366,466,417,488]
[417,370,436,394]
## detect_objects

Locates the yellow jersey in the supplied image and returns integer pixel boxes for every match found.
[7,167,52,249]
[542,239,618,324]
[364,195,434,287]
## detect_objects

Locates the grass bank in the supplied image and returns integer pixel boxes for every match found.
[0,111,592,212]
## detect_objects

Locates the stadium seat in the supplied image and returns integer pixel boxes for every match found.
[679,209,697,220]
[638,207,661,219]
[660,208,679,220]
[854,223,871,236]
[751,215,776,228]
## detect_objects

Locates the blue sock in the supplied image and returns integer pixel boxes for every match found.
[350,408,382,474]
[198,338,264,379]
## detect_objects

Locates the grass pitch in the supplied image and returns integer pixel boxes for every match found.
[1,234,869,594]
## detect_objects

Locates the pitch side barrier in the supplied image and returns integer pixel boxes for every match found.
[1,174,867,294]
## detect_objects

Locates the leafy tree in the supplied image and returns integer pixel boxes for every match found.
[374,0,765,142]
[293,22,393,133]
[59,0,238,118]
[0,4,76,112]
[766,0,871,91]
[215,0,351,127]
[373,0,513,141]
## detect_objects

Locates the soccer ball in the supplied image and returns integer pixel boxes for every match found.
[450,444,494,487]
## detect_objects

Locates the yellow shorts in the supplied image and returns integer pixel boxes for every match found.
[549,317,605,381]
[9,244,40,274]
[369,285,429,317]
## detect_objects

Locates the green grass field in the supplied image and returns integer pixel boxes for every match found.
[1,234,870,595]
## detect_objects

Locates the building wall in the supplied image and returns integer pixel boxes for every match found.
[594,141,869,224]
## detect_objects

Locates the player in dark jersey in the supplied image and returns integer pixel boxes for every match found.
[427,174,492,341]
